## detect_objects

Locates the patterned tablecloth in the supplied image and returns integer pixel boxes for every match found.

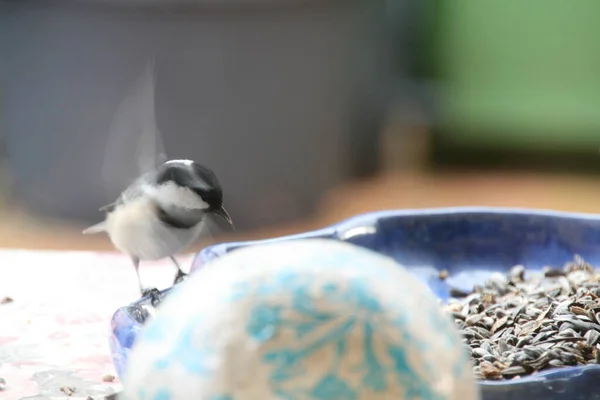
[0,249,193,400]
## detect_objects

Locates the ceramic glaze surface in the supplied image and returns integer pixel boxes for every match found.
[121,240,479,400]
[111,207,600,400]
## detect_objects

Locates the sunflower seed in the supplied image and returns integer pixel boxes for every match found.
[523,346,542,359]
[559,351,578,365]
[570,306,587,316]
[559,322,576,332]
[450,288,472,298]
[498,339,510,355]
[480,361,503,380]
[466,313,484,326]
[502,366,527,377]
[548,359,564,367]
[516,336,531,348]
[544,267,565,277]
[585,330,600,346]
[570,319,600,332]
[557,328,579,338]
[473,348,490,358]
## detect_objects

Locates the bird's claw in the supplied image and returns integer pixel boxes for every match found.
[173,270,188,285]
[141,287,162,307]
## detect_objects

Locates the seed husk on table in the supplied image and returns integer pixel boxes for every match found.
[438,269,449,280]
[443,256,600,380]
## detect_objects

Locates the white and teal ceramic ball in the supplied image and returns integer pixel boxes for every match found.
[123,239,480,400]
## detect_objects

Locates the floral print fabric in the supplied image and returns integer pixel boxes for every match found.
[0,250,189,400]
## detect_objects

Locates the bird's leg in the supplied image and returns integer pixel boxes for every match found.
[132,257,161,307]
[170,256,188,285]
[132,257,144,293]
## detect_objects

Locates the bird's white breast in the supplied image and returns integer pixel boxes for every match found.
[105,197,205,261]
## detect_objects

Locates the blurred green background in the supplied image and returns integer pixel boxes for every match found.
[427,0,600,171]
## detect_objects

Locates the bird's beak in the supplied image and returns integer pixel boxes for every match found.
[214,206,234,230]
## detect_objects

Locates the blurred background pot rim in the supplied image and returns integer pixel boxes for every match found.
[0,0,352,11]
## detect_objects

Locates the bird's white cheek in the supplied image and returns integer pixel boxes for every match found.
[151,183,209,210]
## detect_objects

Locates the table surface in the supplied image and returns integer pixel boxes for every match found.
[0,250,195,400]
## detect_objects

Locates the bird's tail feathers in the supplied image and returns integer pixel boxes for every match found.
[82,221,108,235]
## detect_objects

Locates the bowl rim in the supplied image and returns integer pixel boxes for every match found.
[195,206,600,264]
[191,206,600,388]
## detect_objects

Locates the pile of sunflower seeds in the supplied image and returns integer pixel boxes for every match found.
[442,255,600,380]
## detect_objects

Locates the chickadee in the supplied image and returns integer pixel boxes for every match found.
[83,59,233,305]
[83,159,233,303]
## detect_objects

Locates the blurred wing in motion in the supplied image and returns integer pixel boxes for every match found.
[100,58,168,204]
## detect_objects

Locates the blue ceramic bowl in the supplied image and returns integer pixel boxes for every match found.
[110,206,600,400]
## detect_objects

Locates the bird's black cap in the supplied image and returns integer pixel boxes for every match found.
[156,161,222,210]
[155,160,233,228]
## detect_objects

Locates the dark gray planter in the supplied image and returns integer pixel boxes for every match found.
[0,0,395,231]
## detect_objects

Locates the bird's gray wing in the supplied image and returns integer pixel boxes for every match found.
[100,58,168,206]
[83,173,152,234]
[100,171,156,213]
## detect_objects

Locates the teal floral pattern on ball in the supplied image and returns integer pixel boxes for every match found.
[124,240,475,400]
[242,271,444,400]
